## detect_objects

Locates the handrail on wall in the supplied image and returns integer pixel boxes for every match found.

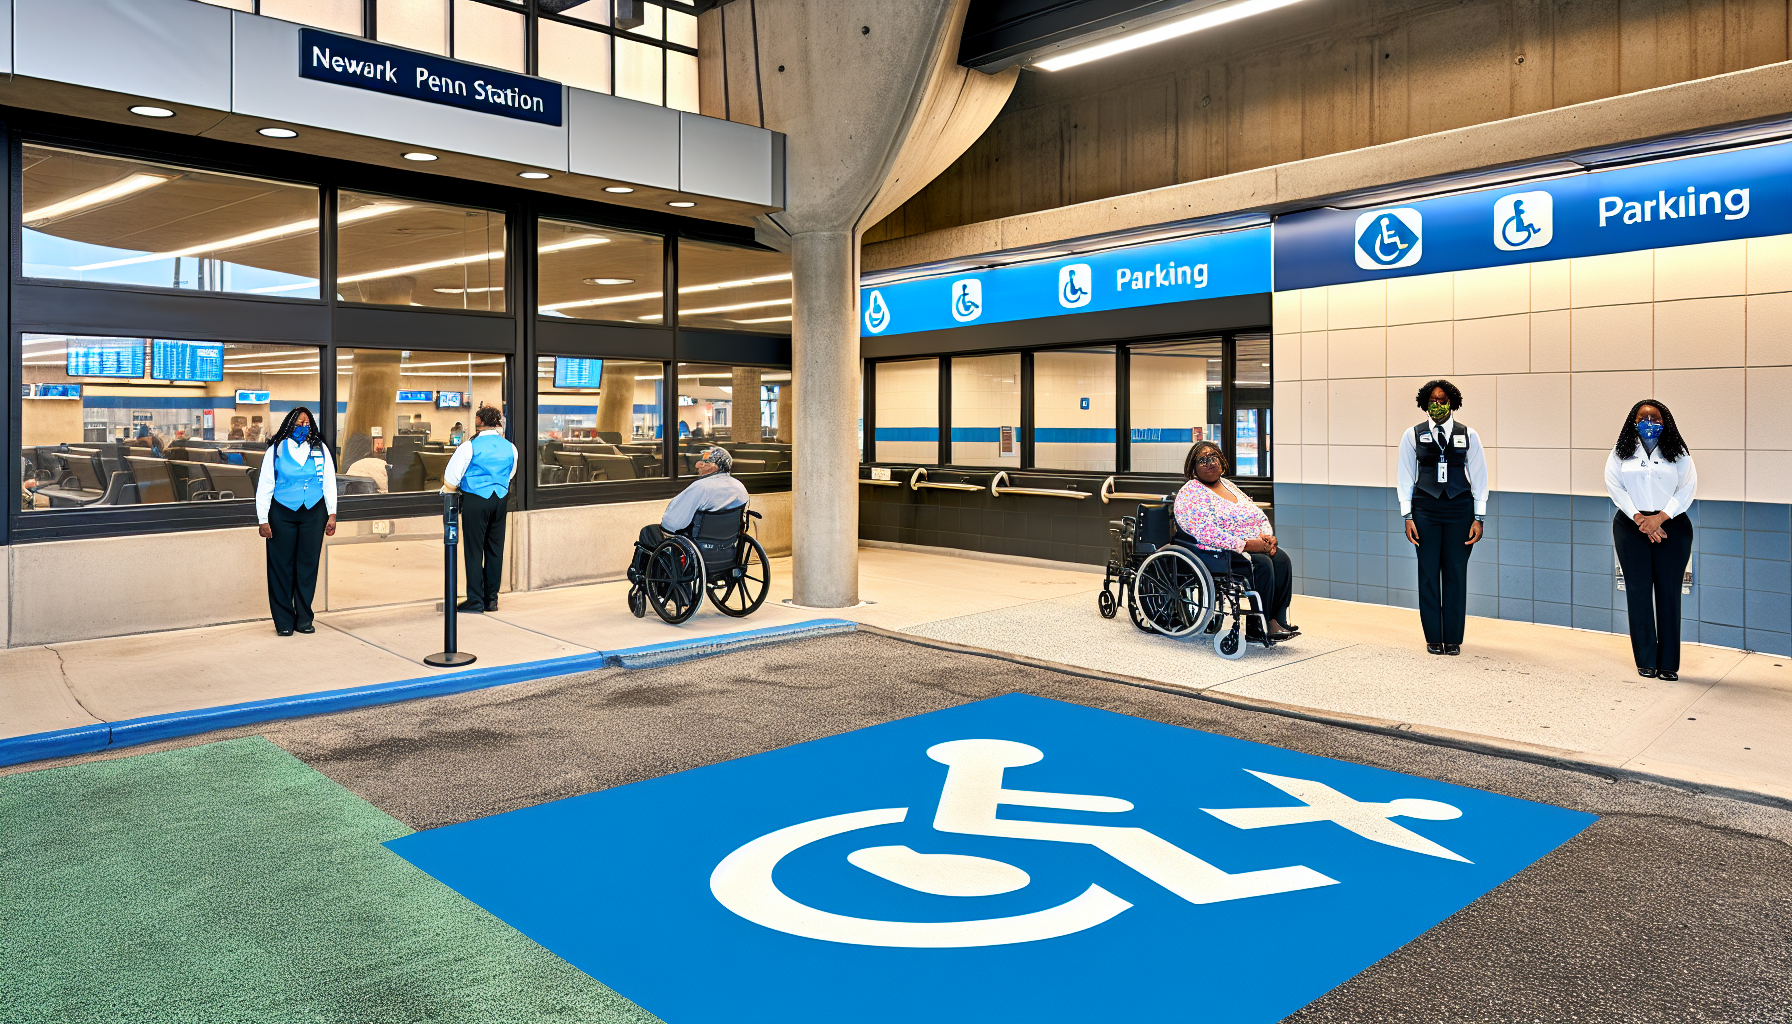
[909,467,984,492]
[990,471,1089,499]
[1100,475,1174,505]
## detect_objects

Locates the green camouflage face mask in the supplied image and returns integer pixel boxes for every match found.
[1427,401,1450,423]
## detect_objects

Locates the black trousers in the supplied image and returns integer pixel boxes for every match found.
[266,499,326,631]
[460,491,508,608]
[1613,511,1693,673]
[1413,492,1476,644]
[1233,549,1294,624]
[630,524,668,578]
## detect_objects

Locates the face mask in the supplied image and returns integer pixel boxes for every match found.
[1427,402,1450,423]
[1636,419,1663,442]
[291,424,310,443]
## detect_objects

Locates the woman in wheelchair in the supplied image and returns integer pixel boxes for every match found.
[1173,441,1297,641]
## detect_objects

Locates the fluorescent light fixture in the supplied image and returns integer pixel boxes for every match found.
[735,315,793,324]
[23,172,171,224]
[258,127,299,138]
[538,271,789,313]
[251,235,602,294]
[584,277,635,285]
[638,297,791,320]
[518,171,552,179]
[129,105,175,118]
[433,286,505,294]
[402,152,438,162]
[668,201,696,208]
[73,203,408,272]
[1034,0,1311,71]
[604,186,635,194]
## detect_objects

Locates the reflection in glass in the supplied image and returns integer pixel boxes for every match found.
[334,192,507,310]
[1034,347,1115,472]
[675,239,792,334]
[536,356,667,484]
[378,0,449,55]
[666,50,699,112]
[615,36,662,105]
[336,349,507,494]
[453,0,527,71]
[676,364,791,473]
[541,0,611,25]
[950,353,1020,467]
[874,358,938,465]
[260,0,363,33]
[19,334,320,511]
[539,18,612,93]
[537,219,662,322]
[1232,333,1272,478]
[1129,339,1221,474]
[22,145,321,298]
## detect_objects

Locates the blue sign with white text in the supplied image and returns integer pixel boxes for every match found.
[300,28,562,126]
[388,693,1594,1024]
[861,227,1271,337]
[1277,139,1792,289]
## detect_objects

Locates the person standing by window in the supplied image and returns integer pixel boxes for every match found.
[1605,399,1697,681]
[442,405,517,614]
[255,407,336,636]
[1397,380,1488,656]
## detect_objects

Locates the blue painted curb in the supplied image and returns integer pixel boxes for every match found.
[0,619,858,770]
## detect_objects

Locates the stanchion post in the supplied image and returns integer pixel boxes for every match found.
[425,490,477,668]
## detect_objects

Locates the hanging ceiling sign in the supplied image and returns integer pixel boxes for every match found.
[1276,138,1792,290]
[860,226,1272,338]
[299,28,563,126]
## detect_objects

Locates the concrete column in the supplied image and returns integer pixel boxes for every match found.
[777,380,793,444]
[342,348,401,466]
[595,361,633,439]
[791,230,860,607]
[731,366,762,439]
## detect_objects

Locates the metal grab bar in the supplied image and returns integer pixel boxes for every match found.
[909,467,983,492]
[860,478,902,487]
[990,471,1089,499]
[1099,475,1173,505]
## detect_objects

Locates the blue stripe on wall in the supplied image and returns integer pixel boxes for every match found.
[1131,428,1195,443]
[950,427,1002,442]
[875,427,940,442]
[1035,428,1115,444]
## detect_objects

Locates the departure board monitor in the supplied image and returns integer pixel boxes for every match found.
[554,357,603,389]
[151,339,225,382]
[65,337,145,378]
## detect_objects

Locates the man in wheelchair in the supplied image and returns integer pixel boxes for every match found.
[626,446,765,622]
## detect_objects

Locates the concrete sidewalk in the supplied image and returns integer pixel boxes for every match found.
[2,545,1788,802]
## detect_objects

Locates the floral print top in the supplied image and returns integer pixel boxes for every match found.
[1173,477,1271,552]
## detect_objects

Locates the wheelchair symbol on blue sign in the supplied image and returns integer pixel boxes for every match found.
[1353,207,1423,269]
[951,279,983,322]
[864,289,891,333]
[1058,264,1092,308]
[1493,190,1554,252]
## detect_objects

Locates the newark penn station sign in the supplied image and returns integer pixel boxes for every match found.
[300,28,562,126]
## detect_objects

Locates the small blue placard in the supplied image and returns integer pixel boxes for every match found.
[235,389,271,405]
[300,28,562,126]
[388,693,1594,1024]
[395,390,434,403]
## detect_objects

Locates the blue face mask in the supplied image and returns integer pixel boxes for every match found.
[291,423,310,443]
[1636,419,1663,442]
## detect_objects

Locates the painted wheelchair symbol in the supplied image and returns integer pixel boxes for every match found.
[1501,200,1541,248]
[710,739,1469,948]
[1370,215,1411,264]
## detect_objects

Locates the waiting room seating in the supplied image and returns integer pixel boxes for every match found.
[417,451,454,490]
[202,462,257,501]
[127,457,179,505]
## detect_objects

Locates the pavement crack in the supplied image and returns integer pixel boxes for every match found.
[46,645,103,724]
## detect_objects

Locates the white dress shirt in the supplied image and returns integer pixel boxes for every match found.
[255,438,339,524]
[1396,415,1489,517]
[441,427,519,491]
[1605,442,1697,519]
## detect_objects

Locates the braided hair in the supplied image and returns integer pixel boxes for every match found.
[1183,439,1226,480]
[267,406,326,451]
[1614,398,1689,462]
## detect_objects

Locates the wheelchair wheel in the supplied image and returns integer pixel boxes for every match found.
[708,534,770,617]
[628,585,647,618]
[1214,623,1246,660]
[1097,588,1117,619]
[645,536,704,624]
[1125,582,1156,633]
[1133,547,1216,637]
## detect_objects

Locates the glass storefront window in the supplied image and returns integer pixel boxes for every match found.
[537,356,666,483]
[675,363,790,473]
[1033,347,1115,472]
[666,50,699,113]
[378,0,449,55]
[615,36,663,105]
[676,240,792,334]
[20,334,320,510]
[336,192,506,310]
[335,349,508,494]
[539,17,613,93]
[537,219,663,322]
[1129,339,1221,474]
[950,353,1020,467]
[1233,333,1272,478]
[22,145,321,298]
[453,0,527,72]
[874,358,938,465]
[260,0,364,33]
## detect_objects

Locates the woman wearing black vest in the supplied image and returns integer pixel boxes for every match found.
[1605,400,1697,680]
[1397,380,1489,655]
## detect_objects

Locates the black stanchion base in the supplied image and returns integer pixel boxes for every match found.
[424,651,478,668]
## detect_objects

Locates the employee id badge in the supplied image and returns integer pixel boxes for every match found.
[1454,434,1468,448]
[1437,462,1449,483]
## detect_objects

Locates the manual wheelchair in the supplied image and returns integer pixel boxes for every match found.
[1099,502,1288,659]
[627,505,771,624]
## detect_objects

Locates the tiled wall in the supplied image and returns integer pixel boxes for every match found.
[950,353,1021,466]
[1274,483,1792,656]
[1034,348,1116,471]
[1129,348,1219,473]
[874,357,939,463]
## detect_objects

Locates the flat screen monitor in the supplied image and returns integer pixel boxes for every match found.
[554,357,603,389]
[151,339,225,382]
[235,389,271,405]
[396,390,435,403]
[65,337,145,378]
[28,383,82,399]
[437,391,464,409]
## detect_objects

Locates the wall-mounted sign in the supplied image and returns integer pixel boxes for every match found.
[236,389,271,405]
[554,357,604,389]
[66,337,145,379]
[151,339,225,383]
[861,227,1272,338]
[27,383,82,399]
[1276,138,1792,290]
[300,28,562,126]
[396,390,435,403]
[437,391,465,409]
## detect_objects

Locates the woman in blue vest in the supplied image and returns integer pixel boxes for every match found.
[254,407,337,636]
[442,405,518,613]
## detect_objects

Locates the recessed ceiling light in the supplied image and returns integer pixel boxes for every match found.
[402,152,438,162]
[604,186,635,194]
[583,277,636,286]
[668,201,696,208]
[257,127,298,138]
[129,106,175,118]
[518,171,551,179]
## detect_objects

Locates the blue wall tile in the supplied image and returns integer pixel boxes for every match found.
[1331,582,1358,602]
[1499,565,1534,599]
[1746,589,1791,632]
[1356,488,1383,509]
[1700,527,1744,556]
[1498,540,1534,566]
[1357,554,1388,588]
[1534,541,1571,568]
[1492,516,1533,541]
[1499,597,1533,621]
[1701,554,1744,589]
[1745,502,1791,531]
[1533,518,1572,545]
[1278,525,1303,549]
[1573,543,1612,575]
[1475,539,1500,564]
[1328,529,1357,553]
[1534,493,1572,520]
[1573,572,1613,607]
[1572,495,1614,521]
[1306,528,1331,554]
[1746,559,1791,594]
[1329,507,1359,532]
[1468,560,1499,596]
[1275,482,1302,506]
[1390,589,1419,609]
[1329,485,1360,508]
[1572,519,1611,545]
[1747,530,1792,562]
[1467,593,1500,618]
[1703,622,1745,650]
[1573,605,1613,631]
[1746,629,1792,657]
[1356,585,1388,606]
[1699,500,1744,530]
[1534,601,1573,628]
[1680,619,1699,644]
[1495,491,1534,518]
[1701,585,1744,625]
[1533,567,1571,602]
[1330,552,1358,583]
[1357,530,1388,556]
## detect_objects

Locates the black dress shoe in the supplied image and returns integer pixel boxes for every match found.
[455,598,485,613]
[1658,670,1678,681]
[1444,643,1461,656]
[276,628,294,637]
[295,623,315,634]
[484,599,498,612]
[1638,667,1659,678]
[1427,643,1445,655]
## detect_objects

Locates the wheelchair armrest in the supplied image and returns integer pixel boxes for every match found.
[746,509,762,520]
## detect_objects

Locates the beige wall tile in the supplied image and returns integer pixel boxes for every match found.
[1747,292,1792,366]
[1654,296,1745,368]
[1454,313,1530,375]
[1571,303,1653,371]
[1273,334,1301,381]
[1571,250,1654,307]
[1327,280,1386,329]
[1303,443,1328,483]
[1453,374,1498,446]
[1653,367,1741,451]
[1329,445,1387,486]
[1272,290,1302,334]
[1327,327,1386,378]
[1328,377,1386,446]
[1481,447,1501,492]
[1531,309,1571,371]
[1569,449,1612,495]
[1278,444,1304,484]
[1494,372,1570,449]
[1653,239,1747,300]
[1697,448,1745,501]
[1384,445,1402,491]
[1747,234,1792,294]
[1300,287,1328,332]
[1301,380,1328,445]
[1746,366,1792,450]
[1301,331,1327,381]
[1530,259,1571,311]
[1386,272,1452,325]
[1453,264,1531,321]
[1747,450,1792,503]
[1571,370,1652,449]
[1386,376,1430,445]
[1495,448,1569,494]
[1386,321,1453,378]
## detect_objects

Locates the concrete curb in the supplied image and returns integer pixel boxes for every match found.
[0,619,857,770]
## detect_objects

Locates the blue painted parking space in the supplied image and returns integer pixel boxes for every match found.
[388,693,1596,1024]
